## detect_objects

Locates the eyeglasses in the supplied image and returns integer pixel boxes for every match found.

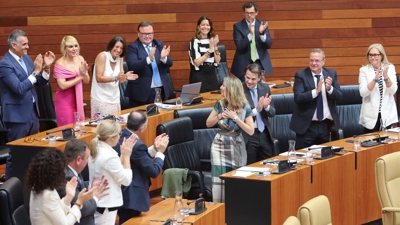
[244,12,257,16]
[309,59,324,63]
[138,32,154,37]
[24,136,41,143]
[368,53,381,58]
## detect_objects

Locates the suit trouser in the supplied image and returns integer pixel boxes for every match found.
[246,128,274,165]
[295,120,331,150]
[5,105,39,179]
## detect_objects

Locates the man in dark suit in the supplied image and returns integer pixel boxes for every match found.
[242,63,276,164]
[0,29,55,179]
[57,139,108,225]
[231,1,273,82]
[114,110,169,224]
[289,48,343,149]
[125,20,173,107]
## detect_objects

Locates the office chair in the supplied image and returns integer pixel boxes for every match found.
[38,83,58,131]
[216,44,230,88]
[297,195,332,225]
[375,151,400,225]
[0,89,9,181]
[156,117,212,201]
[0,177,24,225]
[283,216,301,225]
[12,205,31,225]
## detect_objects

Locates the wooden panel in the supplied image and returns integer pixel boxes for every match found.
[0,17,27,27]
[1,6,126,17]
[28,14,176,26]
[323,8,400,19]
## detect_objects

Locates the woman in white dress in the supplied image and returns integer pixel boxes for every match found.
[91,36,138,118]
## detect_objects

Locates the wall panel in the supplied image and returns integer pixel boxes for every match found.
[0,0,399,118]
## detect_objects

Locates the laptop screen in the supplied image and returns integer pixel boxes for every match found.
[180,82,202,103]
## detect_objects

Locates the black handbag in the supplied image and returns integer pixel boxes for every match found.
[215,62,230,86]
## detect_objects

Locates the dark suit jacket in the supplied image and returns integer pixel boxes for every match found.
[289,67,343,135]
[0,52,48,123]
[242,82,276,143]
[57,167,97,225]
[125,38,173,103]
[231,19,273,79]
[113,128,164,212]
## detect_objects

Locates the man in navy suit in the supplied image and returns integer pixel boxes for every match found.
[289,48,343,149]
[231,2,273,81]
[0,29,55,179]
[125,20,173,107]
[114,110,169,224]
[242,63,276,164]
[57,139,108,225]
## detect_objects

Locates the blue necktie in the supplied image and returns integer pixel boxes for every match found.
[146,45,161,87]
[315,75,323,121]
[19,58,28,75]
[19,58,35,103]
[250,88,265,132]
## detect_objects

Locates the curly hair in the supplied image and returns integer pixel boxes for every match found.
[25,148,67,196]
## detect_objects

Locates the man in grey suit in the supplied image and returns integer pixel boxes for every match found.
[57,139,108,225]
[242,63,276,164]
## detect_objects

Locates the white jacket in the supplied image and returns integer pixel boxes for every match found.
[359,64,398,129]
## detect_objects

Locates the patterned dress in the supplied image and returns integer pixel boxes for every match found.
[211,100,252,202]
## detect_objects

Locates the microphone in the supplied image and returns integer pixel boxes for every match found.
[46,129,64,135]
[353,133,386,147]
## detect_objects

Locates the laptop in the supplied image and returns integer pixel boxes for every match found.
[163,82,202,105]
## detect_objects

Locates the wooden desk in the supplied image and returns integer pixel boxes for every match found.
[7,93,218,190]
[267,79,293,94]
[123,198,225,225]
[220,157,312,225]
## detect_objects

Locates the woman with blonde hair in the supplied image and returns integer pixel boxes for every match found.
[88,120,137,225]
[54,36,90,126]
[359,43,398,133]
[206,76,254,202]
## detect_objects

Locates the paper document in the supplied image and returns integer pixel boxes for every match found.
[279,151,307,157]
[237,167,265,172]
[387,127,400,133]
[232,171,255,177]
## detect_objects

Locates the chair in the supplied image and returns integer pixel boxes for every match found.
[37,83,58,131]
[283,216,301,225]
[375,151,400,225]
[297,195,332,225]
[0,177,24,225]
[12,205,31,225]
[174,107,217,172]
[156,117,212,201]
[216,44,230,87]
[0,89,9,181]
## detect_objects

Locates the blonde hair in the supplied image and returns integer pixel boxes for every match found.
[364,43,392,66]
[90,120,121,160]
[221,76,248,113]
[60,36,80,55]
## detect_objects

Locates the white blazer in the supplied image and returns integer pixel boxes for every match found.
[30,189,82,225]
[88,141,132,208]
[359,64,398,129]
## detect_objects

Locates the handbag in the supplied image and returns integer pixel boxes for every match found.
[215,62,230,86]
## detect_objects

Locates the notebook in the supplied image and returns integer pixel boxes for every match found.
[163,82,202,105]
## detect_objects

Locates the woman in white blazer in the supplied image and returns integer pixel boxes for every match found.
[27,148,95,225]
[359,43,398,133]
[89,120,137,225]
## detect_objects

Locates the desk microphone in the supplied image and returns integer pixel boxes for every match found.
[353,133,386,147]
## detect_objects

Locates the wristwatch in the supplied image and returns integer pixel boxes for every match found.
[32,72,38,77]
[384,77,390,82]
[215,49,220,56]
[233,117,239,122]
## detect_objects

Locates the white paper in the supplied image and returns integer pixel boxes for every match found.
[232,171,254,177]
[387,127,400,133]
[279,151,307,157]
[237,166,265,172]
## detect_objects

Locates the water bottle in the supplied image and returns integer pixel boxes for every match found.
[287,140,297,167]
[154,88,162,112]
[173,191,185,225]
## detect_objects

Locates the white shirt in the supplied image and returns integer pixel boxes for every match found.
[311,72,333,121]
[8,50,50,84]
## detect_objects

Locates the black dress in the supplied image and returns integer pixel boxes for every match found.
[188,37,219,93]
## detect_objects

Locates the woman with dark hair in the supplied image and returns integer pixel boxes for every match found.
[189,16,221,92]
[27,148,95,225]
[90,36,138,118]
[206,76,254,202]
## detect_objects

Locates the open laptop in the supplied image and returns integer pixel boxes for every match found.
[163,82,202,105]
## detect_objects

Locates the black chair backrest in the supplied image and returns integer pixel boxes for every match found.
[120,62,131,110]
[156,117,202,172]
[12,205,31,225]
[165,71,176,99]
[216,44,230,87]
[39,83,56,120]
[0,177,24,225]
[335,85,364,138]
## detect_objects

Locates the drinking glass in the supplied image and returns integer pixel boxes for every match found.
[48,135,56,144]
[260,70,266,83]
[290,77,295,86]
[176,97,183,109]
[353,138,361,150]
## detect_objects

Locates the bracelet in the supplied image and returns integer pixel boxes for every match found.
[233,116,239,122]
[113,76,116,82]
[384,77,390,82]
